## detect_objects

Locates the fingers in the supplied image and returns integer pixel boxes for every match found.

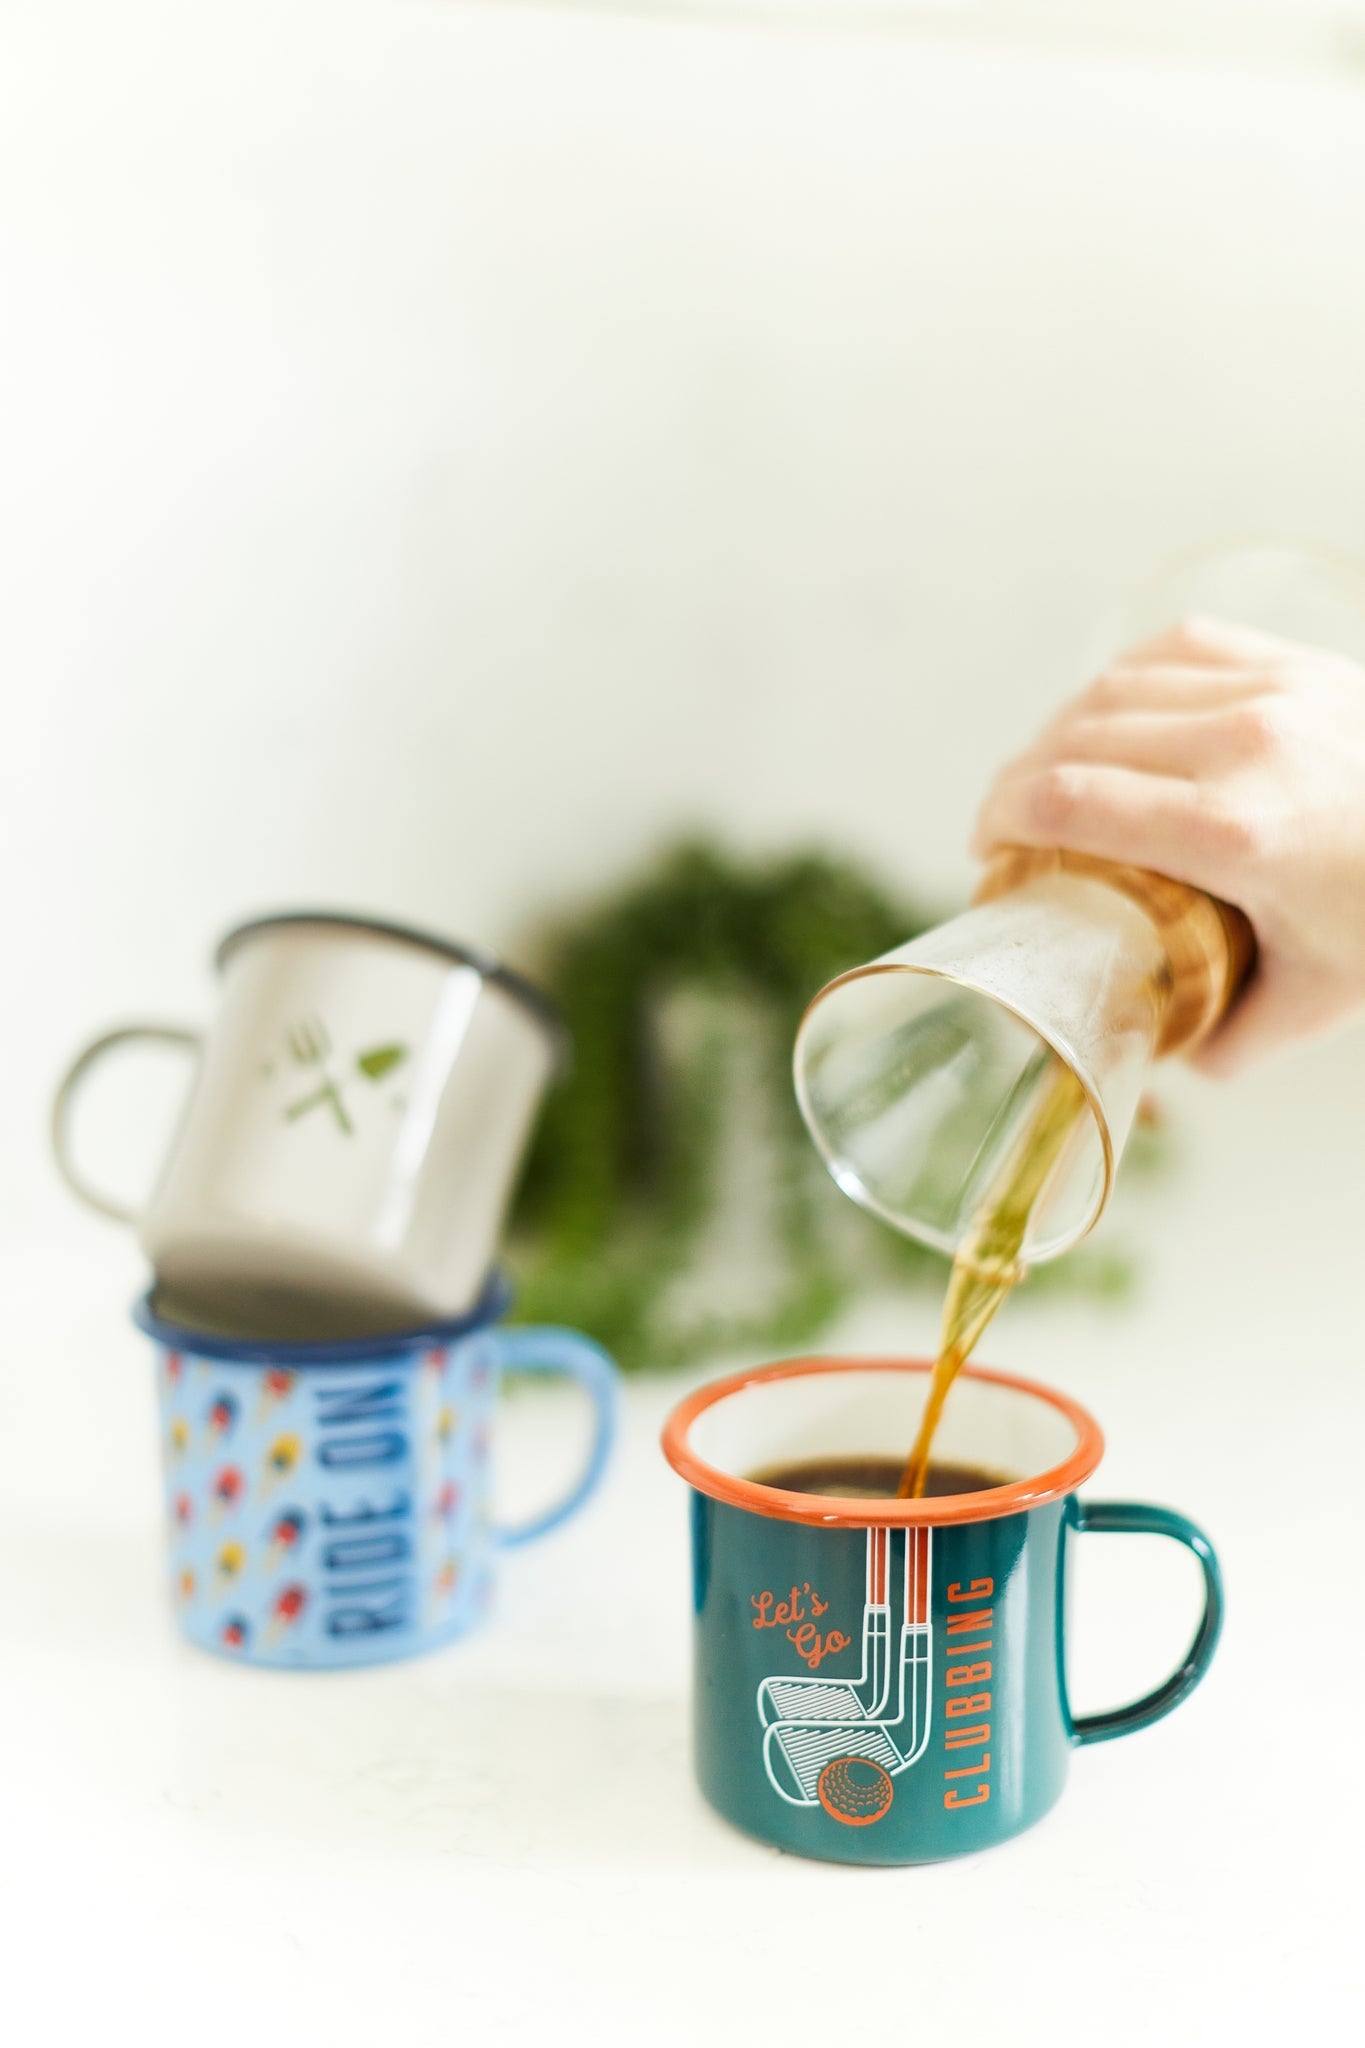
[1188,952,1364,1078]
[968,628,1290,870]
[1117,615,1300,670]
[1186,980,1281,1078]
[1028,708,1248,780]
[970,759,1252,895]
[1080,663,1280,715]
[1187,969,1314,1078]
[1020,695,1290,788]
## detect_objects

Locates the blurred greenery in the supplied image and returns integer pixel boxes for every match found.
[507,840,1157,1371]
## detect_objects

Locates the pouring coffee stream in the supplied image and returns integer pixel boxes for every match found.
[897,1052,1087,1498]
[795,847,1256,1496]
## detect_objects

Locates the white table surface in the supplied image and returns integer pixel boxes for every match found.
[4,1043,1364,2046]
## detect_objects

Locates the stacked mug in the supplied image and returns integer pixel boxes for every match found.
[54,911,618,1670]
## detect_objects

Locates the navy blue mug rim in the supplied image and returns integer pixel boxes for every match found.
[133,1271,513,1366]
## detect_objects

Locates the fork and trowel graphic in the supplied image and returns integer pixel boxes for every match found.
[279,1017,409,1134]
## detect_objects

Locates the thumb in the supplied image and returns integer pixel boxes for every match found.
[1186,964,1339,1079]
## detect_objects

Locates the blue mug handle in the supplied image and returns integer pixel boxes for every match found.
[1065,1500,1224,1745]
[489,1327,619,1549]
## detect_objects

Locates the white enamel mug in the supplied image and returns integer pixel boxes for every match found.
[53,913,567,1338]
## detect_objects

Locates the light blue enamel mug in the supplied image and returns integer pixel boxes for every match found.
[136,1276,618,1669]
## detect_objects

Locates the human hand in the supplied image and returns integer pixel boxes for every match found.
[970,617,1365,1075]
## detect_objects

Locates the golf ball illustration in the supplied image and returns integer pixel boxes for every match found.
[816,1756,894,1827]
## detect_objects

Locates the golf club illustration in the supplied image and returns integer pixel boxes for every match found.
[757,1525,932,1816]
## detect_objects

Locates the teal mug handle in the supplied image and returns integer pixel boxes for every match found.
[489,1328,619,1550]
[1066,1500,1224,1746]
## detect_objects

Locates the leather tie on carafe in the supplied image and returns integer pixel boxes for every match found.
[972,846,1257,1056]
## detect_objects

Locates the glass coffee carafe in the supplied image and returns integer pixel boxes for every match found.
[794,847,1256,1270]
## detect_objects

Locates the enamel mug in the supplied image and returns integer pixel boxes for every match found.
[140,1276,618,1668]
[663,1356,1222,1866]
[53,913,566,1337]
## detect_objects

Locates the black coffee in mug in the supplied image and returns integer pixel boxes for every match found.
[747,1454,1009,1500]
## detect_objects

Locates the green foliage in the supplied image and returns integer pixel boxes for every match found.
[506,841,1149,1371]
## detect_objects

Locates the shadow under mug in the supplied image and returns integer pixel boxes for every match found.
[138,1276,618,1669]
[663,1356,1222,1866]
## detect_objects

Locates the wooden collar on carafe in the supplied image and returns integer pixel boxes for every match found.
[973,845,1257,1057]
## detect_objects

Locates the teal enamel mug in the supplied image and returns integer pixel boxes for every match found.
[663,1357,1222,1865]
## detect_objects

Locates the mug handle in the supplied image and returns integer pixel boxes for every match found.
[51,1024,201,1222]
[488,1327,619,1549]
[1065,1499,1224,1746]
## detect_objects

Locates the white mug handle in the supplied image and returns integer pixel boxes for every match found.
[51,1024,202,1223]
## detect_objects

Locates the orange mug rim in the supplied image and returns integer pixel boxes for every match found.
[661,1355,1105,1528]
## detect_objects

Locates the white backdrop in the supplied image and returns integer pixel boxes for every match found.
[6,10,1365,2043]
[4,0,1365,1218]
